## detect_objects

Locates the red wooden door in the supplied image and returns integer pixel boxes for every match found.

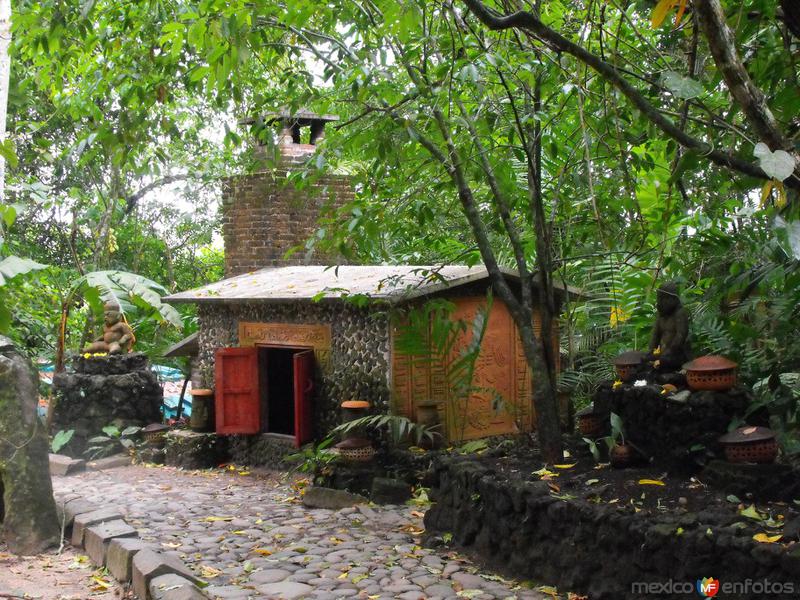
[293,350,314,447]
[215,347,260,434]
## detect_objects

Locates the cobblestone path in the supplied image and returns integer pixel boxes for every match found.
[53,465,554,600]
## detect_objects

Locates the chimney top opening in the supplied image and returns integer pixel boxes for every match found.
[243,110,339,148]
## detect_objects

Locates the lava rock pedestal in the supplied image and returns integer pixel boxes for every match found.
[52,353,163,455]
[593,380,751,471]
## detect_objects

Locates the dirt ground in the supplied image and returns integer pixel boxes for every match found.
[0,542,129,600]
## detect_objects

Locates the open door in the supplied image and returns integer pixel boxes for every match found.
[215,347,260,434]
[293,350,314,447]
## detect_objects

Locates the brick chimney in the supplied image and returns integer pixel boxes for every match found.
[221,112,353,277]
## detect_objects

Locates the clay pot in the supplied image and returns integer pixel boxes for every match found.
[416,402,440,428]
[719,426,778,464]
[334,436,375,463]
[576,406,605,438]
[142,423,169,447]
[609,443,633,468]
[684,355,737,392]
[341,400,370,423]
[189,389,214,432]
[613,351,646,383]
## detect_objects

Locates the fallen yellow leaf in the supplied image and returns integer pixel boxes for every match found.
[753,533,782,543]
[537,585,560,598]
[554,463,577,469]
[401,525,425,535]
[91,576,112,589]
[203,516,234,522]
[252,548,272,556]
[200,565,222,578]
[638,479,666,486]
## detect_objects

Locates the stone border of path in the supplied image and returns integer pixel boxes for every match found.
[54,463,208,600]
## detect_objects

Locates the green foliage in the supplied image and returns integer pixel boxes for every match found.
[285,437,339,486]
[2,0,800,436]
[458,439,489,455]
[75,271,181,328]
[583,412,625,462]
[0,256,45,286]
[84,424,142,460]
[329,414,439,447]
[750,373,800,456]
[50,429,74,454]
[609,413,625,447]
[393,294,493,442]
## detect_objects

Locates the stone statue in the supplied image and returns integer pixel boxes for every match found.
[647,281,690,371]
[83,301,134,355]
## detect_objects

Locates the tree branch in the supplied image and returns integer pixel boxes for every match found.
[459,0,783,186]
[694,0,790,151]
[123,174,190,215]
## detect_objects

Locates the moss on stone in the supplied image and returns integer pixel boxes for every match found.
[0,339,60,554]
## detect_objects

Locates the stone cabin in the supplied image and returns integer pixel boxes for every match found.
[164,113,576,449]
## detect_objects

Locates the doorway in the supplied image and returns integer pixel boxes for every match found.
[215,345,315,446]
[257,345,315,445]
[259,347,297,436]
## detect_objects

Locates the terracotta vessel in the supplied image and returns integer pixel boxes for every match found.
[341,400,370,423]
[609,443,633,468]
[684,355,737,392]
[142,423,169,446]
[613,351,646,383]
[416,402,440,427]
[576,405,604,438]
[334,436,375,463]
[719,426,778,464]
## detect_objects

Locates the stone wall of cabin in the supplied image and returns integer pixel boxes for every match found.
[196,302,391,439]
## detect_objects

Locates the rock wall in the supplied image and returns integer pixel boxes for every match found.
[424,457,800,600]
[593,381,752,471]
[52,353,163,455]
[227,434,295,468]
[197,302,391,441]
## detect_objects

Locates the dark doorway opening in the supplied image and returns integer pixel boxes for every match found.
[255,345,314,446]
[261,347,297,436]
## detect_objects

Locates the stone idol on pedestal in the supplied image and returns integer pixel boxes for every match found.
[591,281,752,471]
[52,302,162,455]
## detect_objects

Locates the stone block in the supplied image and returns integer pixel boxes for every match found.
[133,548,202,600]
[164,430,228,469]
[84,519,137,566]
[49,453,86,476]
[370,477,412,505]
[86,453,132,471]
[148,574,206,600]
[107,537,149,582]
[301,486,367,510]
[57,497,98,529]
[255,581,313,599]
[71,507,124,547]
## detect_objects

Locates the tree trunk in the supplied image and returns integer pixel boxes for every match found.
[0,336,60,554]
[529,73,563,464]
[0,0,11,202]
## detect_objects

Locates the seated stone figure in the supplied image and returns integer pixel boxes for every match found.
[647,281,690,371]
[83,301,134,355]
